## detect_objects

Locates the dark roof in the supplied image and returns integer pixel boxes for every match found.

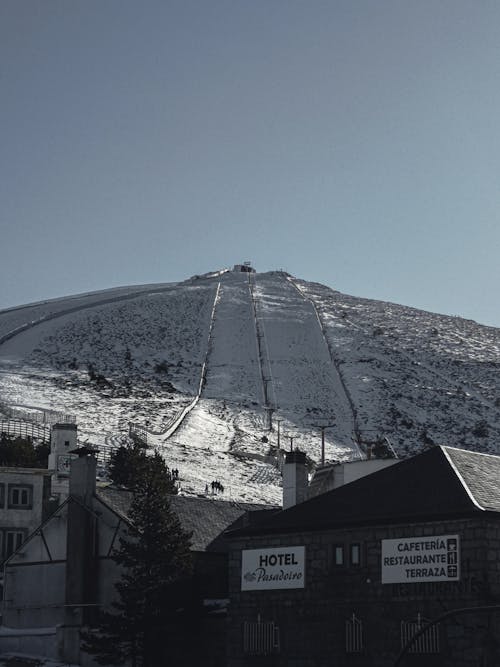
[96,485,133,522]
[168,496,276,551]
[97,486,274,551]
[228,446,500,538]
[444,447,500,511]
[69,445,98,457]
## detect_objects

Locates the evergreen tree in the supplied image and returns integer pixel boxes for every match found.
[108,443,177,494]
[0,433,49,467]
[108,442,148,488]
[82,454,192,666]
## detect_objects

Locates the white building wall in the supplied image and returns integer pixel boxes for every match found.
[334,459,397,488]
[2,502,68,628]
[0,468,51,563]
[2,493,127,630]
[48,423,77,499]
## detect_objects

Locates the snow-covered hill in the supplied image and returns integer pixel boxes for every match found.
[0,269,499,505]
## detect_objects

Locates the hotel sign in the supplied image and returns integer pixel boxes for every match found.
[382,534,459,584]
[241,546,305,590]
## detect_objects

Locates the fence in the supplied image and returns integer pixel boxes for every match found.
[129,422,148,446]
[2,405,75,425]
[243,616,280,655]
[345,613,364,653]
[0,419,50,443]
[401,613,440,653]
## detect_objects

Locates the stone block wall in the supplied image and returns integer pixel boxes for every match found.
[227,517,500,666]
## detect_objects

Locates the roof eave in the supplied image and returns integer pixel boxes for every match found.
[227,507,493,540]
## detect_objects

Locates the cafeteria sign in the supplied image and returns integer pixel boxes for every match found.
[241,546,305,590]
[382,534,459,584]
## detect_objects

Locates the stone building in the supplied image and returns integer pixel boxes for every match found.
[227,445,500,667]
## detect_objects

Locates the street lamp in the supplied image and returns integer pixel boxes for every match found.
[313,423,335,465]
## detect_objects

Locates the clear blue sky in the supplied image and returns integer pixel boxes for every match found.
[2,1,500,327]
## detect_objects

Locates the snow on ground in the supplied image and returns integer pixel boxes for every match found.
[203,273,262,403]
[159,271,358,502]
[0,283,177,343]
[0,269,499,505]
[295,278,500,455]
[0,286,216,453]
[253,273,357,445]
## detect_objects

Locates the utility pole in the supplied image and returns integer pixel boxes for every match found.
[264,406,274,431]
[262,377,269,404]
[276,419,283,450]
[313,422,336,465]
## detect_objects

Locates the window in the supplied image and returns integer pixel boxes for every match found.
[0,483,4,508]
[4,530,25,559]
[401,614,440,654]
[243,616,280,655]
[350,543,361,566]
[334,545,344,565]
[8,484,33,509]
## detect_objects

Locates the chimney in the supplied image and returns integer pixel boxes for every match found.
[283,450,308,509]
[62,447,98,664]
[68,446,97,503]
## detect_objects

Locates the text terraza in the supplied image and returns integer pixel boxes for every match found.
[405,567,448,578]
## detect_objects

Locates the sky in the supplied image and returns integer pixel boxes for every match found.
[1,1,500,327]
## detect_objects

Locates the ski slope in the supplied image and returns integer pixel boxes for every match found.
[0,268,499,504]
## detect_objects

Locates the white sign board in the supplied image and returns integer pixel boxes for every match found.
[382,534,459,584]
[241,546,305,590]
[57,454,72,476]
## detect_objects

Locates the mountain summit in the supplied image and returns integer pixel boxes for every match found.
[0,268,499,504]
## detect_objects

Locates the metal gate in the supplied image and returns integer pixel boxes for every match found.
[401,613,440,653]
[243,615,280,655]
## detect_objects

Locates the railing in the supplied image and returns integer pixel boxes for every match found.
[401,613,440,653]
[243,616,280,655]
[0,420,50,443]
[2,406,75,425]
[345,613,363,653]
[129,422,148,446]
